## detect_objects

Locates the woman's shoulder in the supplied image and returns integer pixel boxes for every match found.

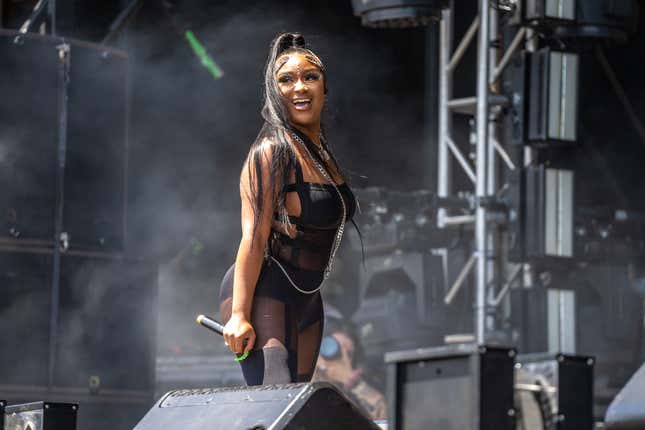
[251,134,287,156]
[257,135,278,150]
[243,133,295,175]
[247,136,278,162]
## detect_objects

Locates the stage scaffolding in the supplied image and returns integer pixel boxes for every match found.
[436,0,527,344]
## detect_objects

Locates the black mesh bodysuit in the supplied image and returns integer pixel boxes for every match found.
[219,145,356,385]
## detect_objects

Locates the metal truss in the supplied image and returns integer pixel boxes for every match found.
[437,1,527,344]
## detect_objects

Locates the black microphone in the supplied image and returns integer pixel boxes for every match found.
[196,314,225,335]
[196,314,249,361]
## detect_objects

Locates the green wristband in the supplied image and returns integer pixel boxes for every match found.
[235,351,249,362]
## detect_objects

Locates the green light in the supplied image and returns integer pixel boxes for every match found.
[185,30,224,80]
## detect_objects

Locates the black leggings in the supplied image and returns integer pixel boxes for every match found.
[219,261,324,385]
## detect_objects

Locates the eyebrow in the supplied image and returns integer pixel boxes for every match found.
[276,66,321,75]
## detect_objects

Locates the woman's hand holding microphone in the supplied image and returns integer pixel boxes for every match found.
[223,312,256,355]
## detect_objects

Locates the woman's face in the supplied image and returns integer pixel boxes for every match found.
[275,52,325,130]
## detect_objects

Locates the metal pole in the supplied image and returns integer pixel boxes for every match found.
[49,42,70,388]
[485,4,498,334]
[596,46,645,145]
[444,253,477,305]
[437,3,453,228]
[48,0,55,35]
[18,0,49,34]
[446,136,476,183]
[475,0,490,344]
[490,27,527,85]
[487,8,498,201]
[424,25,439,190]
[447,16,479,72]
[492,137,515,170]
[101,0,144,45]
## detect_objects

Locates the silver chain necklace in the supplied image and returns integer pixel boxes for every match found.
[269,131,347,295]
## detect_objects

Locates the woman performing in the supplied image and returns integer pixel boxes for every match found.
[219,32,358,385]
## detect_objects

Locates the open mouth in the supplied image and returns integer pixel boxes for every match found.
[292,98,312,110]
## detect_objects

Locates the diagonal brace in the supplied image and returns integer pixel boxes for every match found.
[445,253,477,305]
[446,137,476,183]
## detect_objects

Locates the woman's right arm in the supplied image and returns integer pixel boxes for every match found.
[223,141,275,355]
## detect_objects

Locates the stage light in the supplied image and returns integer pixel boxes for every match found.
[527,48,579,144]
[512,0,639,43]
[350,0,448,28]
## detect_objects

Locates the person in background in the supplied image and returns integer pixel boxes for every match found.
[313,305,387,421]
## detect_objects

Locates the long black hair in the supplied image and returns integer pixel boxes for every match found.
[244,32,346,244]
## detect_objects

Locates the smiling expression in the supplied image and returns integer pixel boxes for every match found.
[275,52,325,130]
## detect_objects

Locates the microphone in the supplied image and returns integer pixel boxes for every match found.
[195,314,249,361]
[196,314,225,335]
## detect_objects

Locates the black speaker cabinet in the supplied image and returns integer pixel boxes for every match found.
[0,250,157,430]
[385,344,516,430]
[518,353,594,430]
[0,250,157,391]
[133,383,380,430]
[520,0,576,24]
[4,402,77,430]
[527,48,579,145]
[0,29,128,252]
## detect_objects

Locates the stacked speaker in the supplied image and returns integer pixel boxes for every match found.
[0,29,157,430]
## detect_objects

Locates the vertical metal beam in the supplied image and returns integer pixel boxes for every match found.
[424,25,439,190]
[49,42,70,388]
[485,3,499,334]
[437,4,453,228]
[487,8,498,196]
[48,0,56,35]
[475,0,490,344]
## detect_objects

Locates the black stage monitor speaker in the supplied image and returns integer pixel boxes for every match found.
[4,402,77,430]
[605,362,645,430]
[133,383,380,430]
[385,344,516,430]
